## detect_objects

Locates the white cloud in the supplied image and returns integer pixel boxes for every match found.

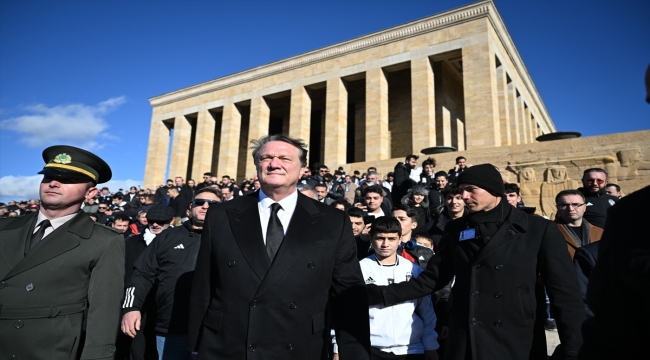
[0,175,42,201]
[0,97,126,149]
[0,175,143,203]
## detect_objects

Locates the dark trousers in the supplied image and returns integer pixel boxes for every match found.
[370,347,425,360]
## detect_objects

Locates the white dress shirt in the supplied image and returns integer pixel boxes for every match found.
[258,189,298,244]
[34,211,78,239]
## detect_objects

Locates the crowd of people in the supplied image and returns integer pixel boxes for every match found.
[2,140,644,360]
[3,66,649,360]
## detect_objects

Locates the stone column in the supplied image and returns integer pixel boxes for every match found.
[366,67,389,161]
[462,41,501,149]
[442,107,452,146]
[456,118,466,151]
[520,99,529,143]
[354,102,366,162]
[143,118,171,188]
[191,109,215,181]
[508,83,520,145]
[411,57,436,153]
[289,86,311,164]
[169,115,192,179]
[217,102,241,178]
[496,67,511,146]
[526,108,534,142]
[247,96,270,177]
[324,78,348,167]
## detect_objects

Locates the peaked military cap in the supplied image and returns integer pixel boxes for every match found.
[38,145,112,184]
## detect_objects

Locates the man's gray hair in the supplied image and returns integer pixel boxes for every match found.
[250,134,309,167]
[297,183,317,200]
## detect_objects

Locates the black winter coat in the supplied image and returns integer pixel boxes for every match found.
[373,204,585,360]
[579,185,650,359]
[577,188,618,229]
[392,162,414,204]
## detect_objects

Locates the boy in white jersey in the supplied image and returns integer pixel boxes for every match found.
[333,216,439,360]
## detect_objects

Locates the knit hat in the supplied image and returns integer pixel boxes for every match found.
[457,164,505,197]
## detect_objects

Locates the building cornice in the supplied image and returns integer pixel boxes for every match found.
[149,0,554,133]
[149,1,492,107]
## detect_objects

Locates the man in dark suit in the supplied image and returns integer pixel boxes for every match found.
[367,164,585,360]
[188,134,370,359]
[0,145,125,359]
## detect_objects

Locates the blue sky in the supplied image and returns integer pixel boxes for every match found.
[1,0,649,202]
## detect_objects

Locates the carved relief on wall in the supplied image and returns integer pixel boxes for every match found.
[540,165,580,220]
[616,148,650,181]
[504,148,648,218]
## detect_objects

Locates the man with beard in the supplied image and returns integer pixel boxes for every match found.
[121,188,221,359]
[577,168,618,228]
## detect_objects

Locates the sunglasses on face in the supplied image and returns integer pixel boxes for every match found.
[194,199,219,206]
[585,179,605,185]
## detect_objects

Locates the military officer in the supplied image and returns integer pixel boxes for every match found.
[0,145,125,359]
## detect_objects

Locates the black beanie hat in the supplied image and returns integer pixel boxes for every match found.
[457,164,505,197]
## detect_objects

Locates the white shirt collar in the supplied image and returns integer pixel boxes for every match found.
[34,210,78,238]
[258,188,298,214]
[258,188,299,243]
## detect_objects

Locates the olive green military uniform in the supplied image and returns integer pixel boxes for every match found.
[0,145,125,359]
[0,212,125,359]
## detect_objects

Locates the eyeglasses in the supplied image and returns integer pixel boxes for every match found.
[194,199,219,206]
[557,203,585,210]
[584,179,605,185]
[98,207,108,210]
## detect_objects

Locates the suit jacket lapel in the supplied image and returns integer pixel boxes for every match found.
[557,224,580,251]
[0,213,37,279]
[254,194,321,298]
[2,212,89,280]
[227,195,270,281]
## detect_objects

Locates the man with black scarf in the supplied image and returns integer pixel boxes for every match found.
[366,164,585,360]
[554,189,603,259]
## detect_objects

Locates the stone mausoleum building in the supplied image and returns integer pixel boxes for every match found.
[144,0,649,216]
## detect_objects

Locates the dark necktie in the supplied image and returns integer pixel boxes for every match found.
[31,219,52,249]
[266,203,284,262]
